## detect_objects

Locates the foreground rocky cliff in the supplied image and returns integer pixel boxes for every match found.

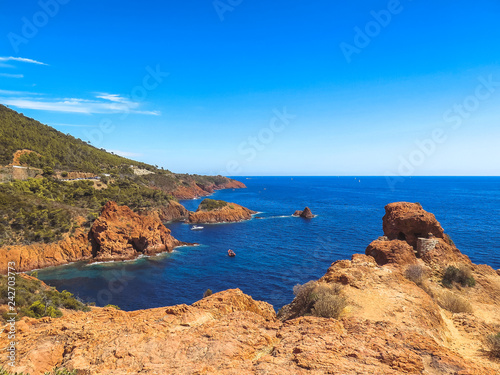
[0,201,186,273]
[2,202,500,374]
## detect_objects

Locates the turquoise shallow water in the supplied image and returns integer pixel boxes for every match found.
[37,177,500,311]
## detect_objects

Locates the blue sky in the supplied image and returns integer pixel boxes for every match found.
[1,0,500,176]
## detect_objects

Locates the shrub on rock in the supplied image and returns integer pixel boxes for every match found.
[442,265,475,288]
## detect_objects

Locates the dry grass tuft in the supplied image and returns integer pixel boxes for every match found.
[442,265,476,288]
[486,332,500,358]
[292,281,347,319]
[437,291,473,313]
[312,292,348,319]
[405,264,425,285]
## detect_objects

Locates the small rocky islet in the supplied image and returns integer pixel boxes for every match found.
[187,198,257,224]
[293,206,316,218]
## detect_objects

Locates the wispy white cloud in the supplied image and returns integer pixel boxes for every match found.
[0,73,24,78]
[1,99,90,113]
[108,150,143,157]
[0,56,48,65]
[0,89,44,96]
[0,92,160,116]
[95,93,131,104]
[95,92,142,110]
[0,57,47,81]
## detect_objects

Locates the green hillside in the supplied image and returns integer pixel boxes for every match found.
[0,105,238,246]
[0,104,155,173]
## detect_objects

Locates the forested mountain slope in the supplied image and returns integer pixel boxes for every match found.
[0,105,244,246]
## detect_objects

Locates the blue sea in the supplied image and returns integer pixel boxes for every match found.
[37,177,500,311]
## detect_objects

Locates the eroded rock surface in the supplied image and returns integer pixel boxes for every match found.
[142,200,190,222]
[188,201,256,224]
[91,201,185,261]
[0,201,186,273]
[171,179,246,200]
[383,202,445,248]
[0,226,93,273]
[365,238,418,266]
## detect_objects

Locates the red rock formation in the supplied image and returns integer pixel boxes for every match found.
[188,201,256,224]
[171,179,246,200]
[191,288,276,320]
[141,200,190,222]
[220,179,246,189]
[91,201,185,261]
[378,202,472,269]
[293,207,315,218]
[0,201,187,273]
[365,238,418,266]
[383,202,445,248]
[0,227,93,273]
[171,183,211,200]
[3,277,499,374]
[0,289,281,375]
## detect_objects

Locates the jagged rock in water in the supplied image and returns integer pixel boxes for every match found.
[293,206,315,218]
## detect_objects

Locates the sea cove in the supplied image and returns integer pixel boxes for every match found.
[37,176,500,311]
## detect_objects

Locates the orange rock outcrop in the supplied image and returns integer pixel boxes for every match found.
[0,201,186,273]
[2,202,500,374]
[383,202,445,247]
[91,201,186,261]
[293,206,315,218]
[141,200,190,222]
[188,201,256,224]
[0,227,93,274]
[11,149,41,166]
[171,179,246,199]
[365,238,418,266]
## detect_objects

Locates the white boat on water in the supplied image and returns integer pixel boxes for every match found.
[191,225,204,230]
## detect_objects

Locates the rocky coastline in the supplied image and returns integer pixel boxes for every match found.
[188,199,257,224]
[1,202,500,374]
[139,200,191,222]
[0,178,250,273]
[0,201,188,274]
[171,179,246,200]
[91,201,188,262]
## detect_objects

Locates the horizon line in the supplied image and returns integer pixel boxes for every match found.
[218,175,500,178]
